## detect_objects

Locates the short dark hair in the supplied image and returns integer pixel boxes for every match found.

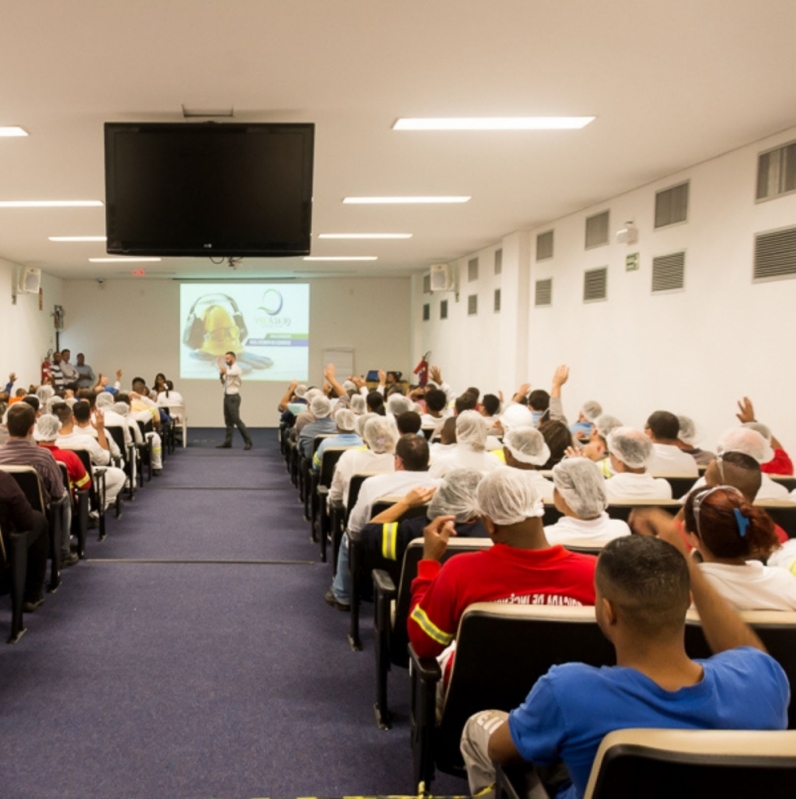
[72,400,91,424]
[7,402,35,437]
[482,394,500,416]
[646,410,680,440]
[61,348,70,355]
[21,395,40,412]
[225,351,236,359]
[539,420,572,469]
[440,416,458,445]
[132,377,146,387]
[395,434,430,471]
[395,411,422,435]
[54,403,73,424]
[115,392,130,404]
[425,388,447,413]
[596,536,690,636]
[366,391,385,416]
[455,393,478,414]
[528,389,550,412]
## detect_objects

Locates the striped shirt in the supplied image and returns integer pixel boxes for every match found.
[0,438,66,503]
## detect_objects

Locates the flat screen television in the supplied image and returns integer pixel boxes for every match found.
[104,122,314,257]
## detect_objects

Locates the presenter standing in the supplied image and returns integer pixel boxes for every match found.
[216,352,253,450]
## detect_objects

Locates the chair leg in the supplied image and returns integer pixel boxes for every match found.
[8,533,28,644]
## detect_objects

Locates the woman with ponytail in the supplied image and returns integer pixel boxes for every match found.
[683,486,796,610]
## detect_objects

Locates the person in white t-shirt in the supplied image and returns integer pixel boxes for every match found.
[545,458,630,546]
[644,411,699,476]
[684,485,796,610]
[502,426,555,502]
[604,427,673,502]
[429,411,502,478]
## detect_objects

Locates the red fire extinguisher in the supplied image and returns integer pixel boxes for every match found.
[413,351,431,387]
[41,350,52,385]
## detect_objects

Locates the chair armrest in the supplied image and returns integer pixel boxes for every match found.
[373,568,397,601]
[329,498,344,511]
[409,643,442,790]
[409,644,442,684]
[317,485,329,497]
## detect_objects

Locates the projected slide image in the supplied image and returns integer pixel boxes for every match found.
[180,283,309,381]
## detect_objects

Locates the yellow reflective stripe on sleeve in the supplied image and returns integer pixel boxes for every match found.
[381,522,399,560]
[74,472,91,490]
[473,784,497,797]
[410,605,454,646]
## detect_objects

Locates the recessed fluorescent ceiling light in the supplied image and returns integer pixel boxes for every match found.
[49,235,107,242]
[393,117,595,130]
[303,256,378,261]
[343,196,470,204]
[0,126,28,137]
[317,233,412,239]
[89,257,161,263]
[0,200,103,208]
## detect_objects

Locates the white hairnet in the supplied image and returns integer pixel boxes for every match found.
[310,396,332,419]
[114,401,130,416]
[46,397,66,415]
[677,415,698,446]
[36,385,55,404]
[294,384,308,398]
[476,467,544,525]
[718,427,775,465]
[503,426,550,466]
[305,388,323,403]
[96,392,115,410]
[412,402,424,415]
[335,409,357,432]
[363,416,398,454]
[552,459,608,519]
[34,413,61,442]
[456,410,487,452]
[350,395,366,415]
[500,403,535,431]
[743,421,772,442]
[428,468,483,522]
[355,412,377,438]
[580,401,603,423]
[386,394,412,416]
[343,380,357,393]
[594,414,622,439]
[607,427,653,469]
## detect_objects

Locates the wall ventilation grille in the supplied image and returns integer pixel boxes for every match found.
[585,211,609,249]
[494,249,503,275]
[422,303,430,321]
[440,300,448,320]
[757,142,796,201]
[467,294,478,315]
[652,251,685,292]
[754,226,796,281]
[468,257,479,282]
[422,274,431,294]
[655,181,689,228]
[536,230,554,260]
[494,288,501,312]
[535,278,553,307]
[583,267,608,302]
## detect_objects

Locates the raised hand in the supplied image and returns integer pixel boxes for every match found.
[552,365,570,388]
[377,369,386,386]
[736,396,756,424]
[404,485,437,507]
[429,365,443,385]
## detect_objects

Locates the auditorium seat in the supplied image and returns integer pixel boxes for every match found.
[328,472,377,576]
[71,449,111,540]
[58,461,88,559]
[770,475,796,492]
[0,517,33,644]
[315,446,357,561]
[757,501,796,538]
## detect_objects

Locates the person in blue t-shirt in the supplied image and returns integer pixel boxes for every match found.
[461,509,790,799]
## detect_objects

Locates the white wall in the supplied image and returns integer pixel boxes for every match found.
[416,125,796,456]
[0,257,63,391]
[61,277,412,427]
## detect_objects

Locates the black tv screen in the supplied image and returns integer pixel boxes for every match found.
[104,122,314,257]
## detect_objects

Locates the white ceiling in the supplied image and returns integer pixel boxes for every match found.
[2,0,796,281]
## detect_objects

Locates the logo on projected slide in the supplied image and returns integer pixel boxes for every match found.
[255,289,291,327]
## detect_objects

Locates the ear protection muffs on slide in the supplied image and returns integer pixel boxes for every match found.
[182,294,248,349]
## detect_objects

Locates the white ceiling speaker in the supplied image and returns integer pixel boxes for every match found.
[429,263,454,292]
[17,266,41,294]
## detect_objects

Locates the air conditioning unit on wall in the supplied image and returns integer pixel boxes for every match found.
[17,266,41,294]
[429,263,455,292]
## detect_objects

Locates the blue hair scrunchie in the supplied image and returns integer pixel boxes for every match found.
[733,508,750,538]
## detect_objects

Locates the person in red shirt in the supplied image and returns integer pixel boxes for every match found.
[35,414,91,495]
[736,397,793,476]
[408,467,597,660]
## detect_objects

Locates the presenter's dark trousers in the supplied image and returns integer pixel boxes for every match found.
[223,393,252,446]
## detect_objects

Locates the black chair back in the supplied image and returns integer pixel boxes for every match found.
[758,502,796,539]
[661,476,700,499]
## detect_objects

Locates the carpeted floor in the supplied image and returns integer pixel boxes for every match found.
[0,428,468,799]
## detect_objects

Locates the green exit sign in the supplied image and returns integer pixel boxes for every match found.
[626,252,640,272]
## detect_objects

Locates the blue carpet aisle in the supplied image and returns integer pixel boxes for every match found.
[0,428,467,799]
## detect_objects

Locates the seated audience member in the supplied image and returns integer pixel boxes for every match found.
[21,395,41,417]
[0,403,73,566]
[528,389,551,428]
[292,388,323,436]
[503,426,555,502]
[421,387,450,428]
[117,392,163,475]
[312,409,362,470]
[74,353,96,391]
[455,392,479,415]
[644,411,699,476]
[735,396,793,475]
[604,427,673,501]
[299,396,338,459]
[538,419,572,470]
[499,402,535,435]
[551,363,602,441]
[395,410,422,436]
[386,393,412,418]
[72,399,122,461]
[156,380,185,414]
[96,391,132,447]
[327,434,438,610]
[36,413,91,496]
[357,468,487,567]
[462,530,789,799]
[676,415,716,467]
[429,417,457,458]
[131,377,170,427]
[715,427,791,500]
[408,467,597,659]
[481,393,500,421]
[545,459,631,546]
[35,385,54,407]
[151,373,168,398]
[328,415,397,507]
[278,379,308,418]
[682,485,796,610]
[426,365,457,406]
[366,391,386,416]
[0,469,49,611]
[568,414,623,478]
[430,411,502,477]
[350,394,366,415]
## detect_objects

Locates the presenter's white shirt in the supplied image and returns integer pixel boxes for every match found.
[329,449,395,506]
[604,472,673,502]
[688,474,791,502]
[699,561,796,611]
[646,443,699,476]
[544,513,631,546]
[429,445,503,478]
[224,364,243,395]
